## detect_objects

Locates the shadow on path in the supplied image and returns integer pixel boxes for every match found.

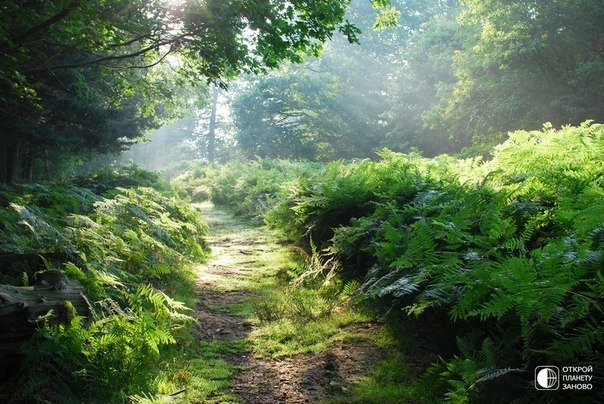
[192,202,385,403]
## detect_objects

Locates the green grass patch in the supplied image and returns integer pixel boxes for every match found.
[250,310,368,358]
[243,280,371,358]
[133,339,249,404]
[328,356,434,404]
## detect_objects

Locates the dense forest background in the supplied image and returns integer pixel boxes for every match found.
[1,0,602,179]
[1,0,603,402]
[128,0,604,165]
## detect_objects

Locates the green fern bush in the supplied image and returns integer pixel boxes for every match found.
[330,123,603,402]
[185,122,603,402]
[0,170,209,402]
[68,186,209,295]
[175,158,322,225]
[13,287,192,402]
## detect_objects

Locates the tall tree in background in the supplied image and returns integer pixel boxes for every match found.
[231,61,391,161]
[0,0,364,182]
[230,0,466,159]
[206,86,220,162]
[232,71,330,159]
[427,0,604,141]
[230,1,395,160]
[381,0,465,155]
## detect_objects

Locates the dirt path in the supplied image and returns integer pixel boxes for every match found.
[191,203,385,403]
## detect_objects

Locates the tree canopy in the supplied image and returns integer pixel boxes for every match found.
[428,0,604,139]
[0,0,363,182]
[228,0,603,160]
[2,0,603,176]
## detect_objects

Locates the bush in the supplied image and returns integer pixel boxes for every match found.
[319,123,603,402]
[183,122,604,402]
[0,170,209,402]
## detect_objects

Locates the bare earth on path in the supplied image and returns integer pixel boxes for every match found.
[191,203,386,403]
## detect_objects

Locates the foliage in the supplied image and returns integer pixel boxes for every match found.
[69,186,208,297]
[331,355,432,403]
[228,0,423,160]
[175,158,322,222]
[229,0,603,159]
[13,287,192,403]
[229,0,402,162]
[428,0,604,139]
[330,123,603,401]
[0,183,99,255]
[186,122,604,402]
[0,0,367,183]
[232,70,366,160]
[0,169,209,402]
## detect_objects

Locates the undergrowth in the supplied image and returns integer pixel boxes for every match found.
[183,121,604,403]
[0,168,210,402]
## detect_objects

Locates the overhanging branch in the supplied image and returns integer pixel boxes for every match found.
[11,1,81,47]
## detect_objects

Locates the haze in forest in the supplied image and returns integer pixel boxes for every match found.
[1,0,602,181]
[124,0,604,170]
[1,2,602,402]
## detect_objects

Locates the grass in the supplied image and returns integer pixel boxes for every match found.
[142,202,433,403]
[131,338,246,403]
[332,357,434,404]
[249,310,368,358]
[173,340,248,404]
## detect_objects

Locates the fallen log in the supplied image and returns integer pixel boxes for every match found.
[0,270,92,380]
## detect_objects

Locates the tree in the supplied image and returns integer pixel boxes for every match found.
[427,0,604,141]
[206,86,220,162]
[231,71,327,159]
[230,1,394,161]
[0,0,365,182]
[229,0,469,160]
[381,0,467,155]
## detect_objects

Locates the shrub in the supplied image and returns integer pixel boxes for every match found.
[182,122,604,402]
[0,172,209,402]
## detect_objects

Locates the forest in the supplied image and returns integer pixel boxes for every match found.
[0,0,602,403]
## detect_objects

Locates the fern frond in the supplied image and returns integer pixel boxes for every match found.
[475,367,522,383]
[377,276,420,298]
[547,320,604,361]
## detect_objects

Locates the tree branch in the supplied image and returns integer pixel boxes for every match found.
[122,45,176,69]
[12,1,81,46]
[49,38,176,69]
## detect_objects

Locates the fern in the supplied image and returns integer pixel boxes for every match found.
[547,320,604,362]
[426,337,522,402]
[341,279,361,297]
[2,180,208,402]
[377,276,420,298]
[175,123,604,402]
[9,202,74,252]
[474,367,522,383]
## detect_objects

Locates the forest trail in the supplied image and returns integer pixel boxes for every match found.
[191,202,386,403]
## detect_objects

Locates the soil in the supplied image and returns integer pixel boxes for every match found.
[191,204,386,403]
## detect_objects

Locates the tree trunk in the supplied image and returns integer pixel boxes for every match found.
[207,85,219,163]
[23,143,34,182]
[5,138,21,183]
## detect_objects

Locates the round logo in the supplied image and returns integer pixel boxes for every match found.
[536,367,558,389]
